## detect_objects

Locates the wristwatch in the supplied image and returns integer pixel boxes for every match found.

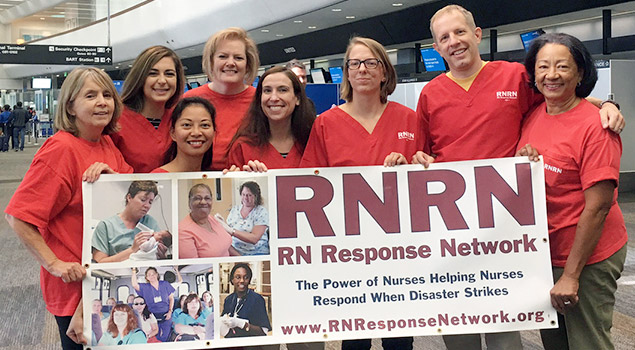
[601,99,620,110]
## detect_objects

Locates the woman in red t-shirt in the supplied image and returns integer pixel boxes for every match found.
[110,46,186,172]
[518,33,627,350]
[4,66,133,349]
[151,97,216,173]
[183,27,260,170]
[227,66,315,171]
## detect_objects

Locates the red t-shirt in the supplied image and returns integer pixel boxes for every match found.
[149,167,169,173]
[5,131,133,316]
[417,61,541,161]
[518,99,627,266]
[184,85,256,170]
[228,138,304,169]
[110,107,173,173]
[300,101,424,167]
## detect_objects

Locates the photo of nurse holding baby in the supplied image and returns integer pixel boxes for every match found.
[92,180,173,262]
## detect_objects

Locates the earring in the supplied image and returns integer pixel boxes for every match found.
[577,82,581,87]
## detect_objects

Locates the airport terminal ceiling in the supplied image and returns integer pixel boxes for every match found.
[1,0,635,80]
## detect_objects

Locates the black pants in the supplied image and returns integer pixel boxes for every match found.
[54,315,83,350]
[342,337,413,350]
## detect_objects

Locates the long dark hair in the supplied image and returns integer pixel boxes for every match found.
[133,296,152,321]
[122,46,185,112]
[163,97,217,170]
[228,66,315,153]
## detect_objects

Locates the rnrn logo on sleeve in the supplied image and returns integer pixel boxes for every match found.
[397,131,415,141]
[496,91,518,101]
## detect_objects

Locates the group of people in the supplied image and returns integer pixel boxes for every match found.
[0,102,38,152]
[3,3,628,350]
[91,267,214,345]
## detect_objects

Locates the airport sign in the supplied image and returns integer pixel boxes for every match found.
[0,44,112,65]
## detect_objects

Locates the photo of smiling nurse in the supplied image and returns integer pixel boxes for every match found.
[219,261,272,338]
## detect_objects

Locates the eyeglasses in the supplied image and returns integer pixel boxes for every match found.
[133,302,145,306]
[346,58,382,70]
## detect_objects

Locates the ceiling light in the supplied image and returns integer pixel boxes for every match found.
[128,64,132,67]
[392,3,403,6]
[115,66,119,69]
[40,17,45,20]
[346,16,355,19]
[331,8,342,12]
[308,26,317,29]
[276,34,284,37]
[293,20,302,23]
[261,29,269,33]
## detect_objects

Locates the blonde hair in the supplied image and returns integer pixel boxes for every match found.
[429,5,477,42]
[121,45,185,112]
[202,27,260,85]
[341,37,396,104]
[54,66,122,136]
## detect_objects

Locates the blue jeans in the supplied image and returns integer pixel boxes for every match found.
[13,126,25,150]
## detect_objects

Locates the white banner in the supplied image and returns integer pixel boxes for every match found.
[82,157,556,349]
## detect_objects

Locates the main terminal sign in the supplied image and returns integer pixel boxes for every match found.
[0,44,112,65]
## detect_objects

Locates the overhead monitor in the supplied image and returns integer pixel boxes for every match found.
[420,48,446,72]
[112,80,124,94]
[252,76,260,87]
[520,29,545,51]
[310,68,326,84]
[328,66,343,84]
[190,81,200,88]
[32,78,52,89]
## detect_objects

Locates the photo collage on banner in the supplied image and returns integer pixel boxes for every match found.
[82,172,272,349]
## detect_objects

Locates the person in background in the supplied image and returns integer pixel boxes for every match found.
[98,304,147,345]
[4,66,133,349]
[131,295,159,342]
[111,46,186,172]
[412,5,625,350]
[184,27,260,170]
[285,59,316,115]
[173,293,210,341]
[202,291,213,313]
[518,32,627,350]
[151,97,216,173]
[131,267,175,342]
[300,36,422,350]
[0,105,10,152]
[9,101,29,151]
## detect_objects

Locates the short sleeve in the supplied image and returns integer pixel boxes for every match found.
[92,220,111,255]
[579,131,621,190]
[252,206,269,226]
[252,295,272,330]
[228,141,246,167]
[5,158,73,228]
[178,226,199,259]
[299,118,330,167]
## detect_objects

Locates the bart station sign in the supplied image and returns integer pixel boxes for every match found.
[0,44,112,65]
